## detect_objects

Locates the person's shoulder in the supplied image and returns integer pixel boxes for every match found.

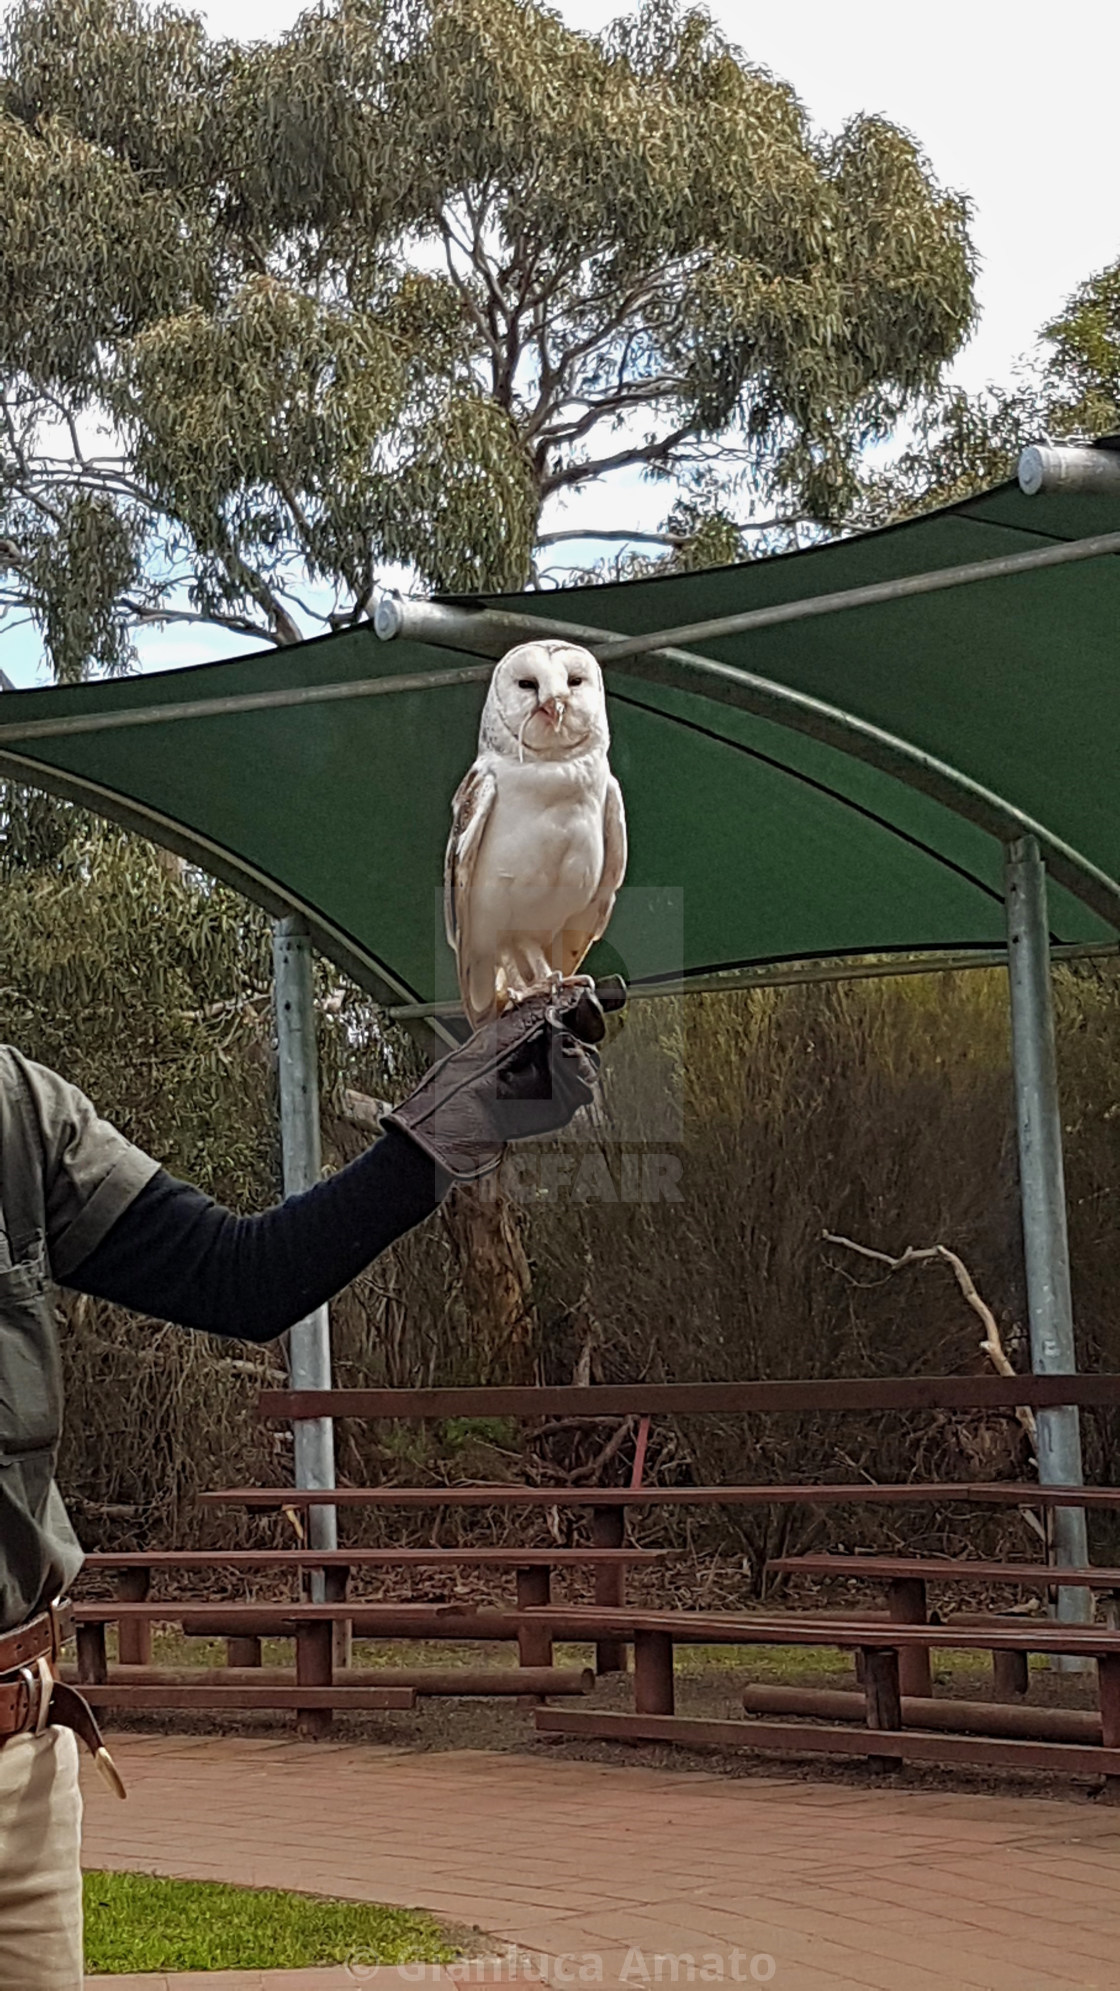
[0,1044,41,1093]
[0,1045,72,1096]
[0,1050,100,1146]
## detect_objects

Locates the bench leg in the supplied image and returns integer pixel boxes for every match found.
[592,1506,627,1676]
[77,1623,108,1686]
[227,1636,263,1669]
[516,1567,553,1670]
[862,1646,901,1774]
[296,1622,333,1739]
[1097,1654,1120,1803]
[887,1578,932,1698]
[325,1565,352,1673]
[116,1569,152,1665]
[634,1630,674,1715]
[992,1649,1030,1700]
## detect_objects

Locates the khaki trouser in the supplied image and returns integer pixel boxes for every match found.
[0,1728,83,1990]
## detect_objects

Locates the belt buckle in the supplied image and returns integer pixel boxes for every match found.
[46,1596,72,1664]
[15,1658,52,1736]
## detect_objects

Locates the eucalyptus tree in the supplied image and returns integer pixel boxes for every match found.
[0,0,977,672]
[852,256,1120,528]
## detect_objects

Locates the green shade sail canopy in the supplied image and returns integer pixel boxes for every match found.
[0,477,1117,1016]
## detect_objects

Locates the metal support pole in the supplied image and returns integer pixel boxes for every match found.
[273,915,337,1589]
[1004,838,1090,1648]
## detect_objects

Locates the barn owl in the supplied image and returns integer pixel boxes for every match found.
[444,639,627,1027]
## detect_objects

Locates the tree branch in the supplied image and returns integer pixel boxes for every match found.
[537,378,688,451]
[437,217,504,371]
[821,1231,1039,1452]
[123,600,281,645]
[1,397,66,529]
[542,422,699,495]
[536,527,685,549]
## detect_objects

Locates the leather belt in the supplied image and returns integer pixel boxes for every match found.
[0,1600,72,1674]
[0,1600,125,1798]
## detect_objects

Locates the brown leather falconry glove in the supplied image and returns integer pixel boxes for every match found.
[384,979,625,1182]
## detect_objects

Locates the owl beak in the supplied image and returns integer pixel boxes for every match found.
[541,696,566,729]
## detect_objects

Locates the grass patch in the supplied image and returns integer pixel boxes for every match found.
[84,1871,462,1975]
[139,1628,1052,1688]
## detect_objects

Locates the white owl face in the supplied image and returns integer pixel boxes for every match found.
[484,640,608,760]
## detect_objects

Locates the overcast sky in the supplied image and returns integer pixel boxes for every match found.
[5,0,1119,684]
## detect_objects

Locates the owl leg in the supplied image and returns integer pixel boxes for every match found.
[494,943,552,1011]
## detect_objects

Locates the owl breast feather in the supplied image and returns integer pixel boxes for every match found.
[478,752,609,926]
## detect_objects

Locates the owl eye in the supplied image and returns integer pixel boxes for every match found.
[567,675,584,687]
[518,677,538,692]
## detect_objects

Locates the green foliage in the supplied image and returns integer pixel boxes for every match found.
[83,1870,460,1973]
[440,1414,520,1450]
[1042,259,1120,439]
[0,823,274,1191]
[0,0,977,669]
[17,490,142,679]
[850,382,1044,528]
[851,253,1120,529]
[0,100,202,391]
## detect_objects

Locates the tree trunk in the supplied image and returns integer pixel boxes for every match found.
[441,1178,536,1381]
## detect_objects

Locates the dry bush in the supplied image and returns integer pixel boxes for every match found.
[518,964,1120,1585]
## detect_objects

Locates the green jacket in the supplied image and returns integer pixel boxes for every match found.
[0,1047,157,1632]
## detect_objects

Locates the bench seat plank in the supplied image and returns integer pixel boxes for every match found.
[82,1548,668,1569]
[74,1685,415,1712]
[258,1378,1120,1420]
[767,1555,1120,1588]
[70,1599,1120,1654]
[534,1708,1120,1778]
[199,1481,1120,1510]
[516,1606,1120,1654]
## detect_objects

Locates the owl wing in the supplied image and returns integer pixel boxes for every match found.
[444,760,498,1016]
[560,774,629,979]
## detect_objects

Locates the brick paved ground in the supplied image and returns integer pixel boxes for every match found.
[83,1736,1120,1990]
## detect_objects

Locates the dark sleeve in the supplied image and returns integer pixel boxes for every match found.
[63,1127,449,1341]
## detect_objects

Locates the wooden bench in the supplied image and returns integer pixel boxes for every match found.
[227,1374,1120,1684]
[80,1547,667,1666]
[198,1468,1120,1691]
[73,1547,667,1729]
[258,1378,1120,1419]
[73,1594,1120,1780]
[515,1604,1120,1790]
[765,1554,1120,1700]
[69,1598,596,1732]
[200,1480,1120,1512]
[97,1375,1120,1746]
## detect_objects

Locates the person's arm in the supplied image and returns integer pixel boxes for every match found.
[58,980,608,1340]
[65,1127,448,1341]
